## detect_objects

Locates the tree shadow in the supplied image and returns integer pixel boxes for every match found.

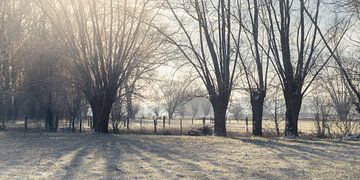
[236,137,360,164]
[1,131,359,179]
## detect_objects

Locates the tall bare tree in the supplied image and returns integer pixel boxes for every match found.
[304,2,358,114]
[0,0,29,126]
[39,0,161,132]
[161,0,242,135]
[160,79,193,120]
[238,0,270,136]
[263,0,346,136]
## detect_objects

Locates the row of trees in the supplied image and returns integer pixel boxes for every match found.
[0,0,164,132]
[0,0,358,136]
[159,0,359,136]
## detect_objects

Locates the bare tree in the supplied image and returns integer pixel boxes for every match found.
[160,0,242,135]
[160,79,193,120]
[19,6,70,132]
[0,0,29,127]
[177,104,187,119]
[238,0,270,136]
[65,84,84,132]
[201,98,212,118]
[229,102,242,121]
[190,99,199,118]
[312,95,332,137]
[39,0,161,132]
[263,0,346,136]
[304,1,358,115]
[151,106,161,117]
[123,32,166,120]
[321,67,354,135]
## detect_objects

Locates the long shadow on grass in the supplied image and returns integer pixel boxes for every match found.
[237,137,360,164]
[1,131,129,179]
[60,134,128,179]
[109,135,282,179]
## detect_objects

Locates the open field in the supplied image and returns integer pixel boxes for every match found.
[0,131,359,179]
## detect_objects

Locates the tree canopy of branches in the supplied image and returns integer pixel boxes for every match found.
[238,0,270,136]
[160,79,193,120]
[264,0,347,136]
[39,0,162,133]
[161,0,242,136]
[0,1,28,125]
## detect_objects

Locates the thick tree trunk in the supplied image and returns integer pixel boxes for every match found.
[90,96,114,133]
[284,92,302,137]
[211,95,228,136]
[250,90,265,136]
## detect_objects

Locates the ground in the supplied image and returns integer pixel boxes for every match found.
[0,131,359,179]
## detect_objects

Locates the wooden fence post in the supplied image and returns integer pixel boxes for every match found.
[203,117,206,128]
[163,116,166,131]
[245,117,249,133]
[180,118,183,135]
[153,116,157,134]
[192,118,194,125]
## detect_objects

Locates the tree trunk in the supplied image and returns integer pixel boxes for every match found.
[71,117,75,132]
[90,97,113,133]
[153,117,157,133]
[203,117,206,128]
[284,91,302,137]
[315,112,322,137]
[250,90,265,136]
[163,116,166,131]
[211,95,228,136]
[180,118,183,135]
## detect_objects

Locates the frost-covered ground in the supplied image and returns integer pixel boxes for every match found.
[0,131,359,179]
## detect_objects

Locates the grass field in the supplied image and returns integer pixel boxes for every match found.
[0,131,359,179]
